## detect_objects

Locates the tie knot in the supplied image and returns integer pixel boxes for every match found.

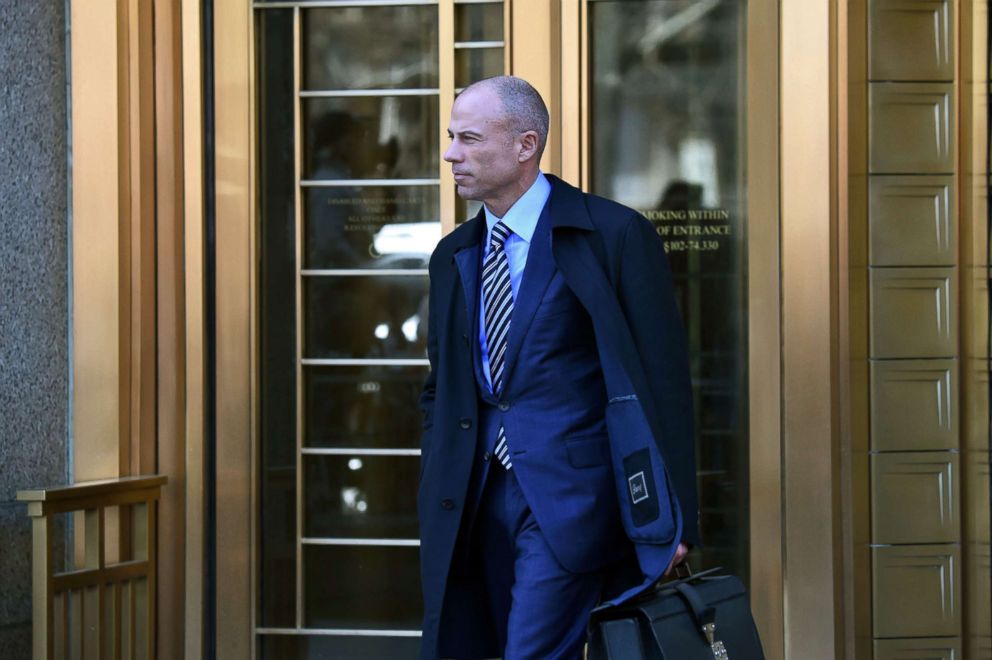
[490,222,512,250]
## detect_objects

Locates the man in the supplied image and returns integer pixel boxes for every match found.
[418,76,699,660]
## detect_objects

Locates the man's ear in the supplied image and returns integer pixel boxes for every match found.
[518,130,541,163]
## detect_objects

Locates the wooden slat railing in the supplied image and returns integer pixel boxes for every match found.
[17,475,167,660]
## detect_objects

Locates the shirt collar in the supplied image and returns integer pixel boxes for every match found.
[483,171,551,245]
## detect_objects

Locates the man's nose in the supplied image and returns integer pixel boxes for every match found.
[443,142,459,163]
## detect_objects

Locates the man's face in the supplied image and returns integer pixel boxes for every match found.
[443,87,524,208]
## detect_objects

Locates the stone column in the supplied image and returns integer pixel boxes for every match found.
[0,3,70,658]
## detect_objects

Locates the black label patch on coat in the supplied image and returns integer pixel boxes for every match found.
[623,449,660,526]
[628,471,649,503]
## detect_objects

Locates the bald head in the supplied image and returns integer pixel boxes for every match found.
[462,76,550,158]
[444,76,548,216]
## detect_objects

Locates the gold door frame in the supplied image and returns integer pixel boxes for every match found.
[780,2,843,657]
[206,2,822,659]
[213,0,254,658]
[742,3,784,658]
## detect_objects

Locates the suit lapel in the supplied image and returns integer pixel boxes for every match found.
[500,200,556,390]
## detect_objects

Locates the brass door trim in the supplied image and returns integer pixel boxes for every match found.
[254,627,422,636]
[745,2,784,659]
[213,0,254,657]
[181,0,207,656]
[69,0,164,602]
[847,0,990,655]
[510,0,561,175]
[559,0,586,187]
[292,3,306,634]
[843,0,871,656]
[781,1,844,657]
[69,0,126,486]
[957,0,990,653]
[153,0,187,654]
[440,0,456,232]
[67,0,245,655]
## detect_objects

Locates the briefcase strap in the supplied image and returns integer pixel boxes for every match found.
[673,583,715,629]
[672,582,730,660]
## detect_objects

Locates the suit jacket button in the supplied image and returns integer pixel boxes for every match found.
[459,417,472,429]
[482,451,491,463]
[462,333,469,346]
[441,499,455,510]
[498,401,510,412]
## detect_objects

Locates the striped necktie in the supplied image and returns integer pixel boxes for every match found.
[482,221,514,469]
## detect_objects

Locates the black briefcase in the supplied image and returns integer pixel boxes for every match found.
[587,568,765,660]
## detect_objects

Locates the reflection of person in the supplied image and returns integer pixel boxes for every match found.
[418,76,699,659]
[308,111,408,269]
[657,179,704,211]
[308,111,368,268]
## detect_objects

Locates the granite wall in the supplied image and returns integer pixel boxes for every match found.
[0,2,70,658]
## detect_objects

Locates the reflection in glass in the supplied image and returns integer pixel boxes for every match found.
[257,7,296,628]
[304,276,429,359]
[590,0,748,581]
[455,47,504,89]
[305,366,427,449]
[305,186,440,269]
[455,3,503,42]
[303,96,439,180]
[260,635,421,659]
[304,6,438,90]
[305,455,419,539]
[304,545,422,629]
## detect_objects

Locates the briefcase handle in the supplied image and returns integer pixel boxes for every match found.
[673,561,693,580]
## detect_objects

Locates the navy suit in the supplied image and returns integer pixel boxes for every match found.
[418,175,699,659]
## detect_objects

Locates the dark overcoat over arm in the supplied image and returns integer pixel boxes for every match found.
[547,178,699,550]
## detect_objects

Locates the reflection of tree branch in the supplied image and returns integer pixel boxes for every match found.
[636,0,721,56]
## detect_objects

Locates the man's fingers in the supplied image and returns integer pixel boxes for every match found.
[663,542,689,575]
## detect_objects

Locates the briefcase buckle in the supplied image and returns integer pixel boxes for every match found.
[702,623,730,659]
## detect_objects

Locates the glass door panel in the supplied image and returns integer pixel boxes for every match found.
[255,1,506,656]
[304,365,427,450]
[304,185,440,269]
[588,0,749,582]
[303,5,439,90]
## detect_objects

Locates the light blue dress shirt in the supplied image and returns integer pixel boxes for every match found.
[479,171,552,391]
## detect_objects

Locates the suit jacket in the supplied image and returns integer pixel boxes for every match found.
[417,175,699,659]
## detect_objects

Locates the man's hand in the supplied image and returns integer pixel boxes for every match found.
[663,542,690,576]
